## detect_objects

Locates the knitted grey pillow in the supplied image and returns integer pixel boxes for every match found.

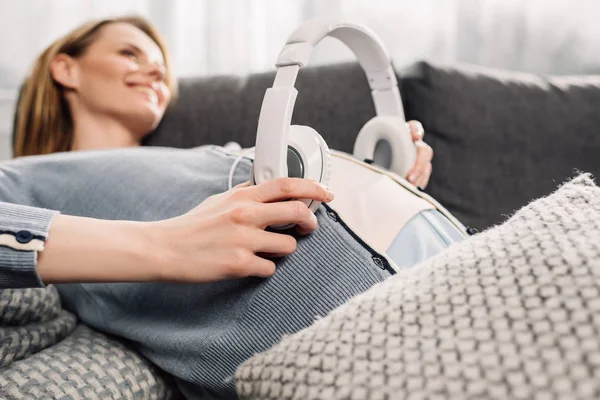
[0,324,179,400]
[0,286,178,399]
[235,174,600,400]
[0,286,77,366]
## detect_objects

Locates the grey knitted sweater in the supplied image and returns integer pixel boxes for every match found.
[0,146,396,399]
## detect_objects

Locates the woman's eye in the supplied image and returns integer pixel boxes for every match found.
[120,49,138,61]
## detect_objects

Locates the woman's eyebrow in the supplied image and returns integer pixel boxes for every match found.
[121,42,165,65]
[120,42,144,54]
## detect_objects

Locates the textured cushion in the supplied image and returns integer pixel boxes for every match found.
[0,324,179,400]
[0,286,76,366]
[235,174,600,399]
[0,285,178,399]
[399,61,600,230]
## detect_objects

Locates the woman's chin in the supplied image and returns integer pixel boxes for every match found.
[128,107,164,138]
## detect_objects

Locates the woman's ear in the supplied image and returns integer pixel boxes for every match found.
[50,54,80,89]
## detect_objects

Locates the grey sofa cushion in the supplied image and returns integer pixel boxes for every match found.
[235,174,600,399]
[399,62,600,230]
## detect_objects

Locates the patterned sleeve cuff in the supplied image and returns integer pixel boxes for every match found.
[0,202,60,289]
[0,246,46,288]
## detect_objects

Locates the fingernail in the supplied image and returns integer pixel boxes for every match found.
[408,174,417,184]
[311,212,318,224]
[319,183,334,201]
[325,189,334,201]
[416,122,424,138]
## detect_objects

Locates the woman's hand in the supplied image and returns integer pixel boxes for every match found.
[404,120,434,189]
[148,177,334,283]
[37,178,332,286]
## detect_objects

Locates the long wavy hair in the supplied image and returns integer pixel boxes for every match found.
[13,16,177,157]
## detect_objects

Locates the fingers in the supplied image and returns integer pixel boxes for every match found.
[249,201,318,234]
[406,140,434,186]
[233,181,251,189]
[224,227,298,279]
[253,230,298,257]
[407,120,425,142]
[417,161,433,189]
[406,120,434,187]
[243,177,334,204]
[245,256,276,278]
[226,253,276,279]
[222,230,296,279]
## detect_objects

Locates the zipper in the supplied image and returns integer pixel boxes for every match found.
[322,203,399,275]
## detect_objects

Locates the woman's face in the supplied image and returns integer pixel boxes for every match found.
[66,22,171,136]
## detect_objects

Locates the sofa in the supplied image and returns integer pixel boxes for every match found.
[2,60,600,399]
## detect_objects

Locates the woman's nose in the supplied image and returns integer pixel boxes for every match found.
[144,61,166,82]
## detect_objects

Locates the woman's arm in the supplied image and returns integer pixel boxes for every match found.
[36,214,157,284]
[1,177,333,288]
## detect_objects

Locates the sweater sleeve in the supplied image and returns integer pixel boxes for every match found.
[0,201,59,289]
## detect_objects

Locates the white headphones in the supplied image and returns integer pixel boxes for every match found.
[250,18,417,226]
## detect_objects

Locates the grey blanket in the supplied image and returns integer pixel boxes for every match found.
[236,174,600,399]
[0,286,177,399]
[0,286,76,367]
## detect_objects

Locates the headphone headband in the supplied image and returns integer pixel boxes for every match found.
[278,19,394,85]
[253,18,405,184]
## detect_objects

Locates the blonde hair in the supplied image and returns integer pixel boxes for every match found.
[13,16,177,157]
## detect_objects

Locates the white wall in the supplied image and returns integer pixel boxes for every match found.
[0,93,15,161]
[2,0,600,161]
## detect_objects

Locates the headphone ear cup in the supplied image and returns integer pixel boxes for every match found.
[287,125,331,213]
[311,128,332,188]
[353,116,417,178]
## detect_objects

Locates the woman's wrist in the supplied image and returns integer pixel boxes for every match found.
[141,218,196,283]
[37,214,161,284]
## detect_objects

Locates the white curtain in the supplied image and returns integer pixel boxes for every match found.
[2,0,600,87]
[1,0,600,159]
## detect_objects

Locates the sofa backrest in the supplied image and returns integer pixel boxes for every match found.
[400,62,600,230]
[145,62,376,154]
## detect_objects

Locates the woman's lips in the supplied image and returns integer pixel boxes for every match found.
[132,85,158,105]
